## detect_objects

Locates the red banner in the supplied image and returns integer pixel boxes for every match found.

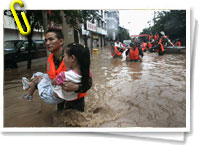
[131,34,150,37]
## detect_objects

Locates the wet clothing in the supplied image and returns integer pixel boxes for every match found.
[47,53,67,80]
[47,53,86,99]
[155,38,165,56]
[126,43,143,58]
[154,34,159,41]
[57,97,85,112]
[32,72,63,104]
[53,70,82,101]
[111,42,124,57]
[141,42,148,52]
[175,41,181,46]
[148,42,153,48]
[114,42,124,48]
[148,35,153,41]
[49,50,92,112]
[111,46,122,57]
[129,47,139,60]
[31,70,82,104]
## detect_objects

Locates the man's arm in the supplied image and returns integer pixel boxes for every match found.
[61,76,92,93]
[138,48,144,58]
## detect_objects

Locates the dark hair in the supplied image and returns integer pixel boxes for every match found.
[65,43,90,91]
[45,29,64,39]
[130,43,136,48]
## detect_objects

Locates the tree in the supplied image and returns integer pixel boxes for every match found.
[117,27,131,42]
[5,10,101,69]
[5,10,44,69]
[139,28,151,42]
[140,10,186,45]
[63,10,100,47]
[42,11,51,57]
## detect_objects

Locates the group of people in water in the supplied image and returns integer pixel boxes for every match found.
[20,30,182,114]
[111,31,182,60]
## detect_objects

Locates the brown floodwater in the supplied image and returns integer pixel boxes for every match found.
[4,47,186,127]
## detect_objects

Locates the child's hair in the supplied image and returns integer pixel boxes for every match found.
[65,43,90,91]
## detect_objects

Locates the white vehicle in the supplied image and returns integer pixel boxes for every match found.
[123,40,132,47]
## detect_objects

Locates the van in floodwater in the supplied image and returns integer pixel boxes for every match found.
[123,40,132,47]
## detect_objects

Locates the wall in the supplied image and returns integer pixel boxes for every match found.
[4,29,19,41]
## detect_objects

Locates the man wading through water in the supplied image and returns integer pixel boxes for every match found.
[32,29,92,112]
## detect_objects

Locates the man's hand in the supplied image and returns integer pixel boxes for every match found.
[139,56,143,62]
[61,81,79,92]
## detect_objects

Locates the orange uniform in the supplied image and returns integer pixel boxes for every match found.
[175,41,181,46]
[129,47,139,60]
[47,54,86,99]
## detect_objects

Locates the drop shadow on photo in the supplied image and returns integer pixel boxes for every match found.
[2,132,184,143]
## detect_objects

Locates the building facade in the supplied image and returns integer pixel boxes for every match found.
[4,10,109,53]
[3,15,44,41]
[106,10,120,41]
[80,10,108,50]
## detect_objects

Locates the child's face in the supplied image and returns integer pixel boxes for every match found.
[64,52,73,69]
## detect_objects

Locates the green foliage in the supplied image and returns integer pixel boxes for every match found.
[5,10,44,31]
[63,10,101,46]
[4,10,44,69]
[63,10,100,30]
[139,28,151,42]
[47,10,62,24]
[117,27,131,42]
[140,10,186,45]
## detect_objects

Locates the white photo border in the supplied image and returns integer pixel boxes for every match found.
[1,0,190,132]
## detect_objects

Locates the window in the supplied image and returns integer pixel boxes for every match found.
[35,40,45,50]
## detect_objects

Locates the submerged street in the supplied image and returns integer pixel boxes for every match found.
[4,47,186,127]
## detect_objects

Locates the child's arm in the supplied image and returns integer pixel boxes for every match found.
[52,71,66,86]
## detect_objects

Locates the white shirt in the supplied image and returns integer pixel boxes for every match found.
[114,42,124,48]
[52,70,81,101]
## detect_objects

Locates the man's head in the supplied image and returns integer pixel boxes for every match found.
[133,37,138,43]
[45,29,64,53]
[130,43,136,49]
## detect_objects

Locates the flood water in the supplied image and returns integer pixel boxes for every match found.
[4,47,186,127]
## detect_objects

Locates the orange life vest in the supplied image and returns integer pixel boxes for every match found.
[129,47,139,60]
[154,34,159,41]
[114,46,122,56]
[47,53,86,100]
[148,42,152,48]
[149,35,153,41]
[142,42,147,51]
[158,38,165,52]
[175,41,181,46]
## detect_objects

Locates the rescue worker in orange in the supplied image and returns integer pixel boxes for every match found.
[154,32,160,41]
[148,34,153,42]
[126,43,143,62]
[141,41,148,52]
[32,29,92,112]
[174,39,181,46]
[148,40,153,49]
[155,31,166,56]
[111,40,124,58]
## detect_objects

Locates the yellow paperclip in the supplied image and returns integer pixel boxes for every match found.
[10,0,31,36]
